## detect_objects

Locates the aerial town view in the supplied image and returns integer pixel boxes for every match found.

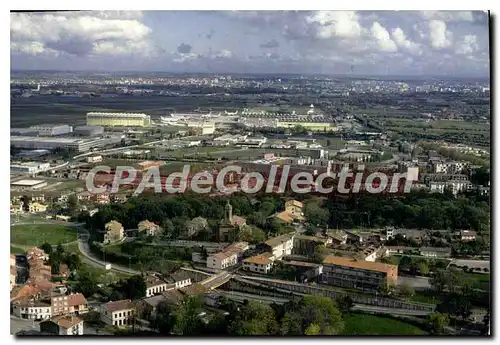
[10,10,490,336]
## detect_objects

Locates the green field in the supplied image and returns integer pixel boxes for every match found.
[342,313,427,335]
[11,224,77,246]
[463,272,490,291]
[10,245,25,254]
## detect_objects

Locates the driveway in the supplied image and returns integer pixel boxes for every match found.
[397,276,431,290]
[452,259,490,271]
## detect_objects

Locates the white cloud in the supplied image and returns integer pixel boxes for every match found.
[306,11,362,39]
[392,27,421,55]
[370,22,397,53]
[10,12,153,57]
[421,11,474,22]
[428,20,453,49]
[11,41,50,55]
[172,52,202,63]
[212,49,233,59]
[455,34,479,55]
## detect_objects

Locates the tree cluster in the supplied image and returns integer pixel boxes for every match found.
[42,242,82,275]
[324,191,490,234]
[149,295,345,336]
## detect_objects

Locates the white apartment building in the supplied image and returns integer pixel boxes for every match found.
[206,242,249,270]
[242,253,275,274]
[170,271,193,289]
[100,300,135,327]
[207,251,238,270]
[430,180,473,195]
[145,276,170,297]
[264,234,295,259]
[13,301,52,320]
[432,161,469,174]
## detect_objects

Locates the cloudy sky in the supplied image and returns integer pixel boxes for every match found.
[10,10,490,76]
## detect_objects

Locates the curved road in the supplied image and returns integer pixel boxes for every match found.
[11,220,139,275]
[77,230,140,275]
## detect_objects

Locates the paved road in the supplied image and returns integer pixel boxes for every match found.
[201,272,232,289]
[147,240,229,249]
[217,290,290,305]
[351,304,432,316]
[452,259,490,271]
[10,315,40,335]
[77,231,140,276]
[10,315,112,335]
[397,276,431,290]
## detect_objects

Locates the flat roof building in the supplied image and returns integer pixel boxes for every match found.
[87,112,151,127]
[11,179,47,190]
[29,124,73,136]
[11,136,121,153]
[73,125,105,136]
[321,255,398,292]
[11,162,51,175]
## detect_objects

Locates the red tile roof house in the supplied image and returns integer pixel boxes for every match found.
[40,315,84,335]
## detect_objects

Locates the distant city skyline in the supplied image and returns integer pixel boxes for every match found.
[11,10,490,76]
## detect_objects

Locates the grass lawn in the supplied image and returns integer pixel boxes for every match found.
[409,290,444,305]
[10,245,25,254]
[11,224,78,246]
[463,272,490,291]
[342,313,427,335]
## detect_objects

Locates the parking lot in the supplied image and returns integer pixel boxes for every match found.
[10,315,40,335]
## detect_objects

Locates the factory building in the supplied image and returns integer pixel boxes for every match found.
[276,121,338,132]
[11,179,48,190]
[73,125,105,136]
[28,124,73,136]
[11,162,51,174]
[11,136,122,153]
[86,112,151,127]
[186,122,216,135]
[11,128,40,136]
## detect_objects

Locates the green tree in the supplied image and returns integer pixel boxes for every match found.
[336,295,354,313]
[238,226,266,244]
[173,296,205,335]
[397,283,415,297]
[304,323,321,335]
[304,203,330,227]
[298,295,344,335]
[65,253,81,271]
[51,261,60,275]
[56,243,65,255]
[280,311,302,335]
[399,255,413,270]
[229,301,279,335]
[115,275,147,300]
[70,269,99,297]
[67,194,79,213]
[418,261,430,275]
[311,245,327,264]
[259,201,276,217]
[151,301,175,335]
[40,242,53,255]
[426,312,450,334]
[430,270,447,293]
